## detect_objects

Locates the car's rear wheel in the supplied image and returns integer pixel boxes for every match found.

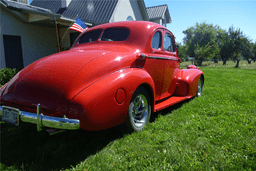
[125,86,151,133]
[196,76,203,97]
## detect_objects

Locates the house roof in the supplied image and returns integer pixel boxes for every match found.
[0,0,58,16]
[31,0,119,25]
[0,0,80,28]
[146,4,171,23]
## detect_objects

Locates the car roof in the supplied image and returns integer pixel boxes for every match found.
[74,21,170,50]
[91,21,166,32]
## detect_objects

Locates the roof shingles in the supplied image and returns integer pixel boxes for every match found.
[1,0,54,15]
[146,4,171,23]
[29,0,171,25]
[31,0,61,13]
[31,0,118,24]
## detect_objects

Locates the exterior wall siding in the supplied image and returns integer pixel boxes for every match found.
[150,19,162,25]
[129,0,143,21]
[110,0,143,22]
[0,8,58,68]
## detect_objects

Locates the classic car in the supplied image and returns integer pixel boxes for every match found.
[0,21,204,133]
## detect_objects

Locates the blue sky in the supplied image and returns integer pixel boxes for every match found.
[29,0,256,44]
[144,0,256,44]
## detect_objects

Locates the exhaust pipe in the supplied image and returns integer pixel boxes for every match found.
[46,129,65,135]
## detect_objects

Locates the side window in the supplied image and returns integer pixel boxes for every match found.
[164,33,174,52]
[151,31,162,49]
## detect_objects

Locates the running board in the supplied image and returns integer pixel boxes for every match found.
[154,96,192,112]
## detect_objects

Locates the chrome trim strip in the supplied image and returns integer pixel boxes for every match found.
[147,56,179,61]
[0,105,80,131]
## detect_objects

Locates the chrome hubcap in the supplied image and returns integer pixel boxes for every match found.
[197,78,202,96]
[129,94,148,128]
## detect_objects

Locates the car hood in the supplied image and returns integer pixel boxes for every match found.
[1,45,136,115]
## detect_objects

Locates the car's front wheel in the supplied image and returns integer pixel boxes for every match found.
[196,76,203,97]
[124,86,151,133]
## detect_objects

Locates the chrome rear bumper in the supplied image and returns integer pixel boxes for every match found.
[0,104,80,131]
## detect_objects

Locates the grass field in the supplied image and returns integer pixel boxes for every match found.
[1,61,256,171]
[180,60,256,70]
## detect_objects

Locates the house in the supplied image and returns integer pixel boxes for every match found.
[1,0,171,68]
[0,0,78,68]
[31,0,149,25]
[146,4,172,27]
[30,0,151,50]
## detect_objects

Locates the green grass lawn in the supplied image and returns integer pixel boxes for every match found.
[1,64,256,171]
[181,60,256,70]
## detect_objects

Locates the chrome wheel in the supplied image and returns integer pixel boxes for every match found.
[197,76,203,97]
[125,86,151,132]
[129,94,148,128]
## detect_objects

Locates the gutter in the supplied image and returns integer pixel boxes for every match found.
[0,0,7,7]
[60,16,93,26]
[2,0,61,18]
[17,7,61,18]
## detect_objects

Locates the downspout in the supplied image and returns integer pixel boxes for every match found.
[57,23,62,52]
[54,13,61,52]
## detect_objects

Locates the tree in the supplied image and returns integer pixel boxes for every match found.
[218,26,245,67]
[217,29,232,65]
[240,38,254,64]
[183,22,220,66]
[194,41,219,65]
[252,42,256,62]
[228,26,244,68]
[176,43,188,62]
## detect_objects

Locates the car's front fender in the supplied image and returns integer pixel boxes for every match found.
[67,68,155,131]
[174,69,204,97]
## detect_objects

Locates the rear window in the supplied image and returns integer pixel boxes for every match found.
[78,29,103,44]
[101,28,129,41]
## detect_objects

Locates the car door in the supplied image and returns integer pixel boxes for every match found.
[160,31,180,99]
[143,30,165,101]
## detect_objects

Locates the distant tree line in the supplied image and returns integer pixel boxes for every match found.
[177,22,256,68]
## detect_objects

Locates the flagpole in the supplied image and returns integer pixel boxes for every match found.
[60,15,79,45]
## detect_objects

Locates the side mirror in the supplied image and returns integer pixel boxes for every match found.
[176,44,180,49]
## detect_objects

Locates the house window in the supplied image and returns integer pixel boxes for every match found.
[151,31,162,49]
[126,16,133,21]
[3,35,24,68]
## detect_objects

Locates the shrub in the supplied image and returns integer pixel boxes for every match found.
[0,68,22,86]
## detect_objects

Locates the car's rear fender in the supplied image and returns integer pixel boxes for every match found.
[174,69,204,97]
[68,68,155,131]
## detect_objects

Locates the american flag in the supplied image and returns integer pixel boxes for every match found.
[69,17,88,33]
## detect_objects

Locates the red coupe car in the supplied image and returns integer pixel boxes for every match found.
[0,21,204,133]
